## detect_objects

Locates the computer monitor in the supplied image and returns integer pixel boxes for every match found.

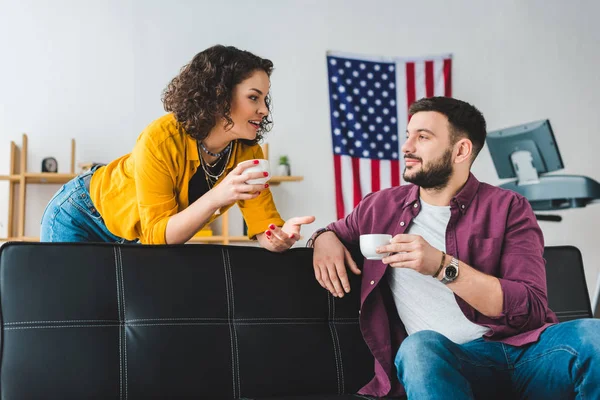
[487,119,600,211]
[487,120,564,180]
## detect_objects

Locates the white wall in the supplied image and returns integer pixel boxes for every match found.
[1,0,599,303]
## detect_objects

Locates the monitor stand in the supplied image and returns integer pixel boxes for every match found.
[500,150,600,211]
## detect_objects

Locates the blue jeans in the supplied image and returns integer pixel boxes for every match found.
[40,168,135,243]
[395,319,600,399]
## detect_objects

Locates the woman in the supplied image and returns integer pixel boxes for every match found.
[40,45,314,251]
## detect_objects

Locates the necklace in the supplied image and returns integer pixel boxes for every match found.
[199,140,231,158]
[199,143,232,188]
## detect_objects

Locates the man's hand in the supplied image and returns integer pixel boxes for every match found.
[313,231,361,297]
[376,234,442,276]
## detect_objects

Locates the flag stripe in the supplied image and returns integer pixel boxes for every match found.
[351,156,362,208]
[341,155,354,218]
[434,58,446,96]
[415,61,426,103]
[380,160,392,190]
[334,154,345,220]
[371,159,380,192]
[444,58,452,97]
[405,62,416,111]
[359,158,372,205]
[391,160,400,187]
[425,61,434,97]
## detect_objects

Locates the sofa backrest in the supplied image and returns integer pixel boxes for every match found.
[0,243,373,399]
[0,243,592,399]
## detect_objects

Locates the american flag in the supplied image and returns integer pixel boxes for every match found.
[327,51,452,219]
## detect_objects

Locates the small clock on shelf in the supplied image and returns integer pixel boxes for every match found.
[42,157,58,173]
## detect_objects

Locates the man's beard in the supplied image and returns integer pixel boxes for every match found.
[403,148,453,190]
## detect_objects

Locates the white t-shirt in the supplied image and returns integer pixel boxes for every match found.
[387,198,490,344]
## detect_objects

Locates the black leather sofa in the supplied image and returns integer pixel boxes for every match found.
[0,243,592,399]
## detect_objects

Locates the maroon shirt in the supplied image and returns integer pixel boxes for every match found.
[327,173,558,397]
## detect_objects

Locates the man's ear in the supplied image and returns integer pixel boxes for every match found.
[454,138,473,164]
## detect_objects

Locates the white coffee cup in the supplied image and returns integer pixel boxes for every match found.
[359,234,392,260]
[239,159,270,185]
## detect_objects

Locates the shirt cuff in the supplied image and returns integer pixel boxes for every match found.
[498,277,530,318]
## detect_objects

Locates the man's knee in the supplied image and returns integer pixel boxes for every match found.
[571,319,600,354]
[395,330,454,370]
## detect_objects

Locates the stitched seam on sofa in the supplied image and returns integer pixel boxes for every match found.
[117,247,128,400]
[235,317,358,320]
[127,323,230,327]
[4,325,121,330]
[4,321,361,328]
[332,297,345,393]
[124,317,359,323]
[225,249,241,398]
[222,249,237,399]
[5,319,120,325]
[126,317,229,322]
[234,321,359,325]
[125,322,362,328]
[4,317,358,325]
[328,293,342,394]
[114,247,123,400]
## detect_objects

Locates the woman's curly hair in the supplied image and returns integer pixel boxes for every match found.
[162,45,274,145]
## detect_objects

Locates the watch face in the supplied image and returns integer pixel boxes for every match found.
[445,266,458,279]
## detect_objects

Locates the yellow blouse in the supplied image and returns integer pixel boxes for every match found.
[89,113,284,244]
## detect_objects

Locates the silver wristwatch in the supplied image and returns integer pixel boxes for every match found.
[441,257,459,284]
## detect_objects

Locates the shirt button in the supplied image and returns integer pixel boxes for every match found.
[400,221,405,226]
[413,203,418,208]
[358,310,361,315]
[370,280,375,285]
[461,204,465,209]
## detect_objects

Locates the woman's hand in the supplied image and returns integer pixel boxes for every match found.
[258,216,316,252]
[205,160,270,209]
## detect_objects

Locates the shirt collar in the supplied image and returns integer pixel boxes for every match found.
[401,172,481,214]
[183,125,199,162]
[402,183,421,210]
[453,172,480,213]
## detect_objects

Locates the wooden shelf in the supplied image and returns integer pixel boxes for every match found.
[0,173,78,183]
[269,175,303,185]
[0,236,40,242]
[24,173,77,184]
[0,174,20,182]
[2,134,77,239]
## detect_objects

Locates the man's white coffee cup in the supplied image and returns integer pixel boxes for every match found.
[239,159,270,185]
[359,234,392,260]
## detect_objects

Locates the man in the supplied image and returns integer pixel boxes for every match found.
[310,97,599,399]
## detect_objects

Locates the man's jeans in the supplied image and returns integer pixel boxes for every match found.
[40,167,134,243]
[395,319,600,399]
